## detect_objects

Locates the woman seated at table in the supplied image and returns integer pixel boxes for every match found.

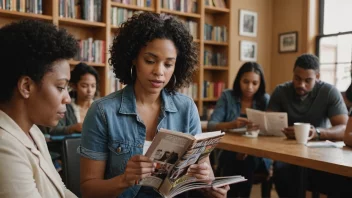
[78,12,230,198]
[0,19,78,197]
[49,62,99,135]
[207,62,272,198]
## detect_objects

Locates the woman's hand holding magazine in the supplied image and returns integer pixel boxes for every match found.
[138,129,246,198]
[122,155,156,187]
[187,162,212,181]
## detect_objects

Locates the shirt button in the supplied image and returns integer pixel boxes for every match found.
[116,147,121,153]
[139,144,143,148]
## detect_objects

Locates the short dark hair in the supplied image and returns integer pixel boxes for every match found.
[109,12,198,93]
[232,62,267,110]
[294,53,320,72]
[0,19,78,102]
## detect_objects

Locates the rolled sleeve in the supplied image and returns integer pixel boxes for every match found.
[207,91,228,131]
[78,101,109,161]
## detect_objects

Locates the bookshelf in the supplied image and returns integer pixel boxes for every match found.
[0,0,231,116]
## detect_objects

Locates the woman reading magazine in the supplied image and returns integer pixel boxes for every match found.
[208,62,272,198]
[78,12,229,198]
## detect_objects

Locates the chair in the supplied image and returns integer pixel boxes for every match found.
[62,137,81,197]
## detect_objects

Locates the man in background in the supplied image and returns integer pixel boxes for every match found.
[268,53,350,197]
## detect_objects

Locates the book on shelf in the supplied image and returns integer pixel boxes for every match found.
[204,50,227,66]
[0,0,42,14]
[204,24,228,42]
[75,38,105,64]
[203,81,225,99]
[112,0,152,7]
[161,0,198,13]
[59,0,102,22]
[111,7,144,27]
[246,108,288,137]
[205,0,226,8]
[139,128,246,198]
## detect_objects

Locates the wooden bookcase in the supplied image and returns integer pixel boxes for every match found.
[0,0,231,116]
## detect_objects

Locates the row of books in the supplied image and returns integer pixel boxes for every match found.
[161,0,198,13]
[111,7,141,27]
[59,0,103,22]
[74,38,105,63]
[204,50,227,66]
[0,0,42,14]
[204,24,228,42]
[112,0,152,7]
[203,81,225,99]
[179,83,198,99]
[205,0,226,8]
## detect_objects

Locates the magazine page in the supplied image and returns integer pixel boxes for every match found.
[265,112,288,137]
[159,132,224,196]
[246,108,267,133]
[167,176,247,198]
[139,129,195,189]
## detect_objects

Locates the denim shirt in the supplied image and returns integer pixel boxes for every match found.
[78,84,201,198]
[207,89,272,170]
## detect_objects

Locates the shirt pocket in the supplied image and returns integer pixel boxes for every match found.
[108,141,132,175]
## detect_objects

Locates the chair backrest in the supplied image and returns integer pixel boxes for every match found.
[62,137,81,197]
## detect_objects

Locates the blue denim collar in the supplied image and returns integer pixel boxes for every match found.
[119,84,178,115]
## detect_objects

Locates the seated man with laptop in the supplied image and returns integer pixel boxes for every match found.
[268,53,351,197]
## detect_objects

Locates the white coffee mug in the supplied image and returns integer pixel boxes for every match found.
[293,123,313,144]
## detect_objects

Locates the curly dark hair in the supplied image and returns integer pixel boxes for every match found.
[294,53,320,72]
[70,62,100,97]
[0,19,78,103]
[109,12,198,92]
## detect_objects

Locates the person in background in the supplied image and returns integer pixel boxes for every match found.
[268,53,350,197]
[0,19,78,197]
[78,12,230,198]
[344,79,352,147]
[208,62,272,198]
[49,62,99,135]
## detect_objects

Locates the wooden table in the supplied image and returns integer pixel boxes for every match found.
[217,133,352,177]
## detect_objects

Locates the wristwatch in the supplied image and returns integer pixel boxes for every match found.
[315,127,321,140]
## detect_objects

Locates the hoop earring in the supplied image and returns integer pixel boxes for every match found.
[130,65,135,79]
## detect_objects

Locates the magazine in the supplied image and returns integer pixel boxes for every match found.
[246,108,288,137]
[138,128,246,198]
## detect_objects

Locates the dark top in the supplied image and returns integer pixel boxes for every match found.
[268,81,348,127]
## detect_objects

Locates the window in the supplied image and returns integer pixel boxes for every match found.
[317,0,352,91]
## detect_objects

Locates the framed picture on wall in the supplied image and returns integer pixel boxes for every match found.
[239,10,257,37]
[240,40,257,61]
[279,31,298,53]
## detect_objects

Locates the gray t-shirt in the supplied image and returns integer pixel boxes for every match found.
[268,81,348,128]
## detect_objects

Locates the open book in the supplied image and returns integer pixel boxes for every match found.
[246,108,288,137]
[139,128,246,198]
